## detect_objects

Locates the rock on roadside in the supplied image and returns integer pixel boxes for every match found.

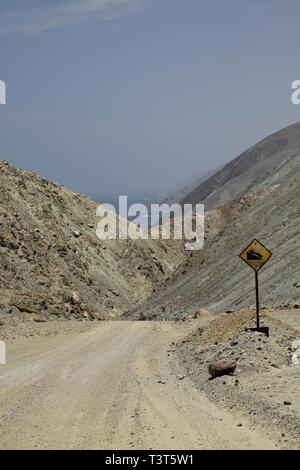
[208,359,237,379]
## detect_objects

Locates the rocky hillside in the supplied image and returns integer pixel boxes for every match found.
[182,121,300,209]
[126,122,300,319]
[0,160,183,321]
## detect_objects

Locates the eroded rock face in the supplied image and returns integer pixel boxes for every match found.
[208,359,237,379]
[0,160,184,320]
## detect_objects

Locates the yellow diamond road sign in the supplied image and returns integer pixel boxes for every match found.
[239,238,272,272]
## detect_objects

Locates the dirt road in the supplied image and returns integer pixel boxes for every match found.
[0,321,277,449]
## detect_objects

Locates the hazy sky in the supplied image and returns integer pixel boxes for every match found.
[1,0,300,201]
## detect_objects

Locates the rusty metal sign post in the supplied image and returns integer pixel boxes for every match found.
[239,239,272,336]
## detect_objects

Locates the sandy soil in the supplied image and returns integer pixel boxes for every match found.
[0,321,277,450]
[176,309,300,449]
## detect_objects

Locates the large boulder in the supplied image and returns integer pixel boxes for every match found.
[71,291,81,305]
[208,359,237,379]
[193,308,209,318]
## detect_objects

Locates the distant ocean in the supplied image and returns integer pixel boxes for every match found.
[93,193,163,212]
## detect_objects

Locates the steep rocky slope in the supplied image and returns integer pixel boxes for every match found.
[126,122,300,319]
[0,160,183,321]
[182,121,300,209]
